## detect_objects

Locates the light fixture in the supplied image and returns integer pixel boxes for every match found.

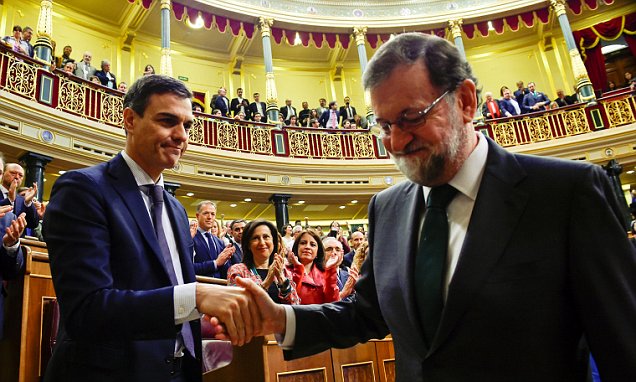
[339,205,346,209]
[187,14,204,29]
[186,192,194,197]
[297,200,305,204]
[351,200,358,204]
[487,21,495,31]
[627,170,635,174]
[230,203,237,207]
[601,44,627,55]
[43,178,47,182]
[293,32,302,46]
[58,170,66,175]
[244,198,252,202]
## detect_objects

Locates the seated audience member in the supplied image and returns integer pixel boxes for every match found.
[607,80,617,92]
[287,115,299,127]
[623,72,633,88]
[287,229,340,304]
[193,201,235,279]
[73,51,97,80]
[554,89,570,107]
[499,87,519,117]
[319,101,340,129]
[353,113,368,129]
[2,25,29,55]
[302,109,319,127]
[88,75,101,85]
[549,101,559,110]
[522,81,550,113]
[249,92,267,123]
[252,112,263,123]
[60,45,74,66]
[322,237,357,300]
[94,60,117,89]
[298,101,311,125]
[481,92,503,119]
[117,82,128,93]
[227,219,300,304]
[63,62,75,74]
[0,205,26,341]
[342,120,353,129]
[143,64,155,76]
[211,109,222,117]
[234,111,246,121]
[309,118,321,128]
[192,102,203,113]
[277,115,285,125]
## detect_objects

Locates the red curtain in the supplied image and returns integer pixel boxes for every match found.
[573,13,636,91]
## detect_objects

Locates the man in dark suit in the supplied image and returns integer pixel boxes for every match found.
[318,101,339,129]
[279,99,296,123]
[235,33,636,382]
[338,96,357,126]
[212,87,230,116]
[94,59,117,90]
[513,80,528,107]
[229,88,248,118]
[249,92,267,123]
[192,201,235,279]
[228,219,246,266]
[521,82,550,114]
[43,75,258,381]
[0,162,39,229]
[342,231,364,268]
[0,198,26,340]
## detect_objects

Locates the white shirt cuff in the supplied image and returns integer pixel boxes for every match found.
[174,282,200,324]
[276,305,296,349]
[2,240,20,255]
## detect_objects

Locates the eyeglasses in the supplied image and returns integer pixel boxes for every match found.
[372,89,451,136]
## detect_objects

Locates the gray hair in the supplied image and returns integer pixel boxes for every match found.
[322,236,342,248]
[363,32,480,100]
[196,200,216,213]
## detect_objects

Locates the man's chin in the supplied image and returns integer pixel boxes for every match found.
[393,154,443,186]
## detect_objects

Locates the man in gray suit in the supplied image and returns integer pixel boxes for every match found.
[73,51,96,80]
[225,33,636,381]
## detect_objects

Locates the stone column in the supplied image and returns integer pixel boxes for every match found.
[163,182,180,197]
[602,160,631,230]
[448,19,466,59]
[159,0,173,77]
[33,0,53,67]
[353,26,375,126]
[19,152,52,202]
[269,194,292,234]
[550,0,596,104]
[259,17,280,126]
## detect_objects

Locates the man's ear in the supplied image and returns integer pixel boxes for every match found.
[456,79,477,124]
[123,107,135,135]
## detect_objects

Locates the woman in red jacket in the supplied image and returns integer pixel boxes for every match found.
[288,229,341,304]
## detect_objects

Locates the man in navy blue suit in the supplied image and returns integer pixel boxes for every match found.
[521,81,550,114]
[228,219,245,266]
[43,75,259,381]
[0,162,38,229]
[192,201,234,279]
[234,33,636,382]
[318,101,340,129]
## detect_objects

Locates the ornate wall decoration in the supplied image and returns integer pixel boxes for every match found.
[189,117,205,144]
[526,116,552,142]
[251,127,272,153]
[603,99,636,128]
[353,134,374,158]
[321,134,342,158]
[217,121,239,149]
[7,58,36,99]
[100,94,124,126]
[58,77,86,115]
[562,108,589,135]
[288,131,310,157]
[491,122,518,147]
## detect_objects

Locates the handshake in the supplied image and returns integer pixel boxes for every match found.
[194,277,286,346]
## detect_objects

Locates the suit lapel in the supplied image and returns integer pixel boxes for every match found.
[429,139,529,355]
[107,154,173,282]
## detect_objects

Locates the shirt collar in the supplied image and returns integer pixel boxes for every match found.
[120,150,164,188]
[198,227,212,235]
[423,131,488,202]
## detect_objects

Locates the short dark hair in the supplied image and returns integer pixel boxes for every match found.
[328,101,337,108]
[231,219,246,231]
[363,32,479,100]
[123,75,192,117]
[12,25,22,32]
[241,219,279,269]
[292,229,326,272]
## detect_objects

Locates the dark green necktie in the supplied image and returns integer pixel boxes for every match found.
[415,184,458,345]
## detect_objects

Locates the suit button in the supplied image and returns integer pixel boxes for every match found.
[165,357,172,364]
[178,306,185,315]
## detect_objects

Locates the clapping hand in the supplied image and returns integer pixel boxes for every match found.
[23,182,38,204]
[325,249,342,270]
[3,212,26,247]
[189,220,198,238]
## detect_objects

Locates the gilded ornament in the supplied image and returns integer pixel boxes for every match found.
[289,131,310,157]
[353,134,374,158]
[321,134,342,158]
[7,59,36,99]
[603,99,636,128]
[448,19,463,40]
[491,122,518,147]
[216,121,239,149]
[251,127,272,153]
[526,116,552,142]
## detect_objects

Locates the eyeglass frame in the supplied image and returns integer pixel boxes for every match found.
[372,88,452,137]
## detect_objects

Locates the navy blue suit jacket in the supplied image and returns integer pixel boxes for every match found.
[499,98,518,117]
[193,231,228,279]
[319,109,340,129]
[286,137,636,381]
[213,96,230,116]
[0,211,24,340]
[43,154,202,381]
[0,194,38,229]
[521,91,550,114]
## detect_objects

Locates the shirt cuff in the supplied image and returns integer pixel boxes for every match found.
[174,283,200,324]
[2,240,19,255]
[276,305,296,349]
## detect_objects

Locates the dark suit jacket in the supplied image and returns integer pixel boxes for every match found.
[193,231,228,279]
[248,101,267,123]
[230,97,249,117]
[43,154,202,381]
[338,105,357,124]
[94,70,117,89]
[342,250,355,268]
[0,211,24,340]
[286,138,636,381]
[279,105,297,121]
[522,91,550,114]
[319,109,340,129]
[499,98,518,116]
[214,96,230,116]
[0,194,39,229]
[513,88,528,106]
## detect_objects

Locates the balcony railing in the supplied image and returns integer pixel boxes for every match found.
[1,44,635,160]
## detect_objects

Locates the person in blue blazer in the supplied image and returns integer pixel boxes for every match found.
[43,75,259,381]
[192,201,235,279]
[0,163,39,229]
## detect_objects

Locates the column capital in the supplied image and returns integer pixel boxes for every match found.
[259,17,274,37]
[549,0,567,17]
[160,0,171,11]
[353,26,368,46]
[448,19,463,40]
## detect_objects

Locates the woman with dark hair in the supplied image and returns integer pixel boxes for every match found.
[281,224,294,249]
[288,229,340,304]
[304,109,319,127]
[287,115,299,127]
[227,219,299,304]
[143,64,155,76]
[328,221,351,253]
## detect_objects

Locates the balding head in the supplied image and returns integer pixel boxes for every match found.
[350,231,365,250]
[2,163,24,189]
